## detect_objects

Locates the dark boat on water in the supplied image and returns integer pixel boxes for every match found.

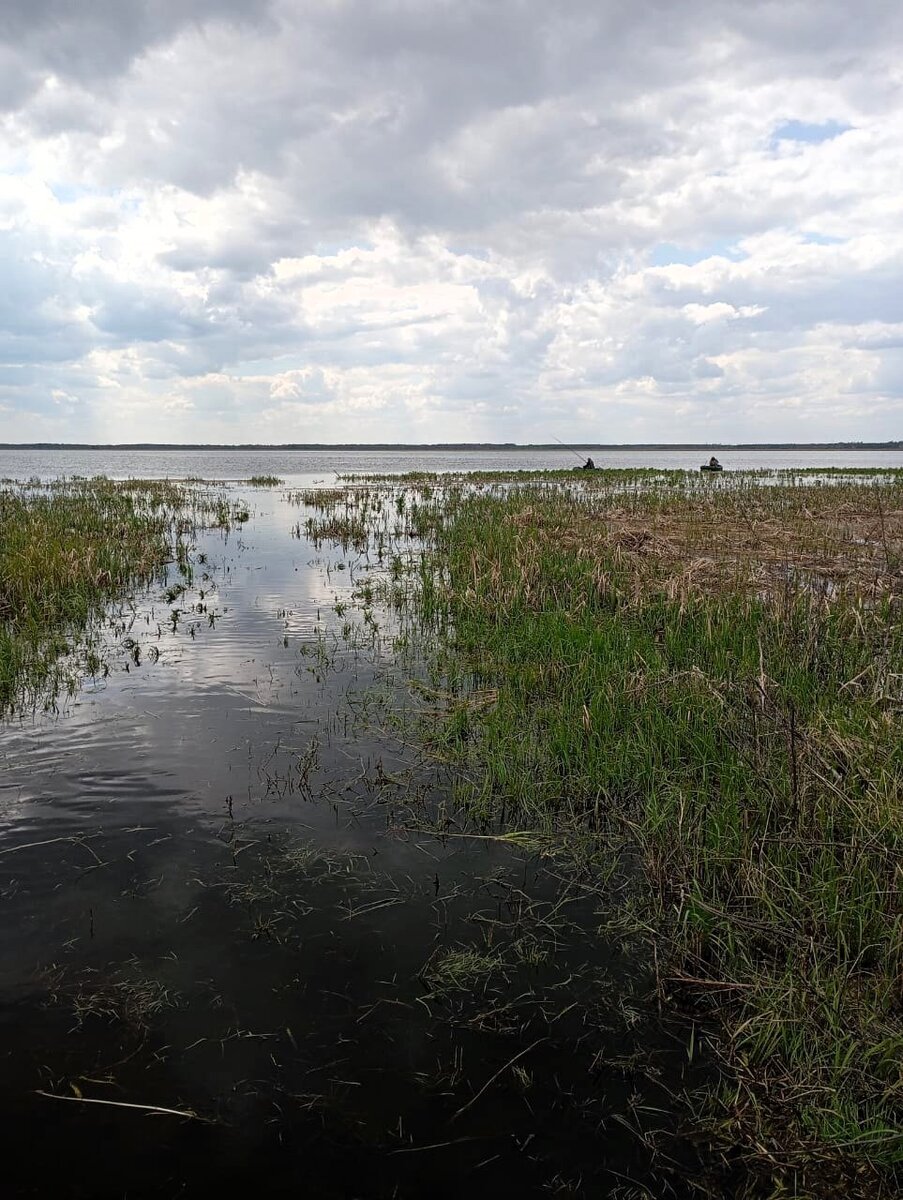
[701,456,724,472]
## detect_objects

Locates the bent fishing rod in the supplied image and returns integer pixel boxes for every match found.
[552,435,591,464]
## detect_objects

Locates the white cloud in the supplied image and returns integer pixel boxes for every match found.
[1,0,902,441]
[681,302,765,325]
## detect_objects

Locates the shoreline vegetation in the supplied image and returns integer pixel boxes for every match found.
[302,465,903,1196]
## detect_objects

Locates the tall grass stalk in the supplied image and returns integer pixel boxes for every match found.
[303,468,903,1193]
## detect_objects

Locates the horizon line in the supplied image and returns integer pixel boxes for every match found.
[1,441,902,452]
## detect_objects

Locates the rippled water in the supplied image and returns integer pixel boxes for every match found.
[2,482,715,1198]
[2,445,902,482]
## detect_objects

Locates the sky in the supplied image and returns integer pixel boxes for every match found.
[1,0,902,444]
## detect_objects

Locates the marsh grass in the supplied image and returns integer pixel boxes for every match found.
[303,467,903,1194]
[432,474,902,1192]
[0,476,244,713]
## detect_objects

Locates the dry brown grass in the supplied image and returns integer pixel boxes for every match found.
[503,488,903,604]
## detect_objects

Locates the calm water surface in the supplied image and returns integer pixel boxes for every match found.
[2,446,902,482]
[1,456,863,1197]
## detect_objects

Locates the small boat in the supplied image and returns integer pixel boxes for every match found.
[700,463,723,473]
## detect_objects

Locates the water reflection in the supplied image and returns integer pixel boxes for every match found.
[0,485,710,1198]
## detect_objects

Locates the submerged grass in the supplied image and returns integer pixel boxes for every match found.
[0,476,242,713]
[302,468,903,1195]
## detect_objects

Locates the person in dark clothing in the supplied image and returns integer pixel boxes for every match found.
[582,457,596,470]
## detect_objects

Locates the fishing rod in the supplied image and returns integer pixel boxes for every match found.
[552,435,590,464]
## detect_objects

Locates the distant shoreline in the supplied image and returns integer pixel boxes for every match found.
[2,442,902,452]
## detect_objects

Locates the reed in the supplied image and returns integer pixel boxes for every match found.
[247,475,284,486]
[304,467,903,1193]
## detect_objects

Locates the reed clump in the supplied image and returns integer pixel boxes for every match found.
[368,469,903,1194]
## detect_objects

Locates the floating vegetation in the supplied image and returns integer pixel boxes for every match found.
[48,965,180,1031]
[422,946,502,992]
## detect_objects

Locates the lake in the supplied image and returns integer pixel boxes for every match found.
[2,445,903,482]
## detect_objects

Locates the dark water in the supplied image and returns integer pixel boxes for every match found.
[1,484,713,1198]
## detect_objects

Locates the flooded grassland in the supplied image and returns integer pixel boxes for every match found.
[1,468,902,1198]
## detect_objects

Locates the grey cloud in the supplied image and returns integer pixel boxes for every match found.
[1,0,876,211]
[0,232,92,365]
[1,0,902,440]
[22,80,110,136]
[0,44,34,111]
[159,212,314,278]
[90,292,211,342]
[0,0,273,94]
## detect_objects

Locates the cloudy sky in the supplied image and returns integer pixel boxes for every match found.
[1,0,902,444]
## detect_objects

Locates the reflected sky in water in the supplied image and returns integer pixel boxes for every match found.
[0,478,716,1198]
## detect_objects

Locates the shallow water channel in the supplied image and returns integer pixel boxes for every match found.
[1,483,711,1198]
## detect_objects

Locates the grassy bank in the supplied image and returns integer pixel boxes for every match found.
[0,477,233,713]
[306,469,903,1194]
[428,474,902,1193]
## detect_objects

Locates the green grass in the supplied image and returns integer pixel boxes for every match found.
[0,477,241,713]
[247,475,284,486]
[302,467,903,1194]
